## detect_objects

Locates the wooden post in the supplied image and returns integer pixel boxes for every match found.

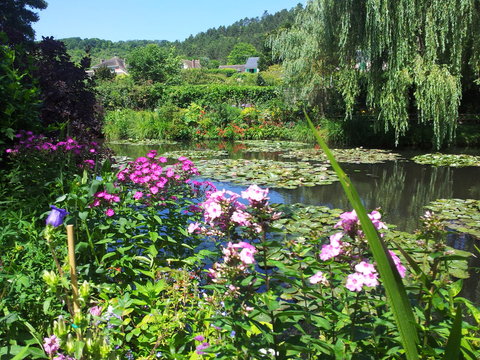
[67,225,80,314]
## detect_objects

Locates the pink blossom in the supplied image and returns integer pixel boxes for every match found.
[362,272,379,287]
[105,208,115,217]
[204,202,222,220]
[241,184,269,203]
[158,156,167,163]
[231,210,251,226]
[345,272,365,292]
[329,232,343,247]
[178,156,188,161]
[43,335,60,355]
[136,157,148,163]
[239,247,257,265]
[150,186,159,195]
[133,191,143,200]
[147,150,157,158]
[166,168,174,178]
[319,244,342,261]
[355,261,377,275]
[388,251,407,278]
[233,241,256,251]
[309,271,328,285]
[194,335,205,342]
[187,222,201,234]
[89,306,102,316]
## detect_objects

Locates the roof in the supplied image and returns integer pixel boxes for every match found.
[218,64,246,72]
[92,56,127,70]
[245,57,259,69]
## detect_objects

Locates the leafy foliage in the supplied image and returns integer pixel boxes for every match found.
[127,44,181,84]
[0,0,47,45]
[271,0,480,148]
[34,37,101,140]
[227,43,259,65]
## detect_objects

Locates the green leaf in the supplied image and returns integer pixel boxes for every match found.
[306,111,419,360]
[443,305,462,360]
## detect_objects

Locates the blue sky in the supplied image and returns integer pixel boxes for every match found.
[33,0,306,42]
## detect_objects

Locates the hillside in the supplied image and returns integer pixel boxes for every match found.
[61,4,303,65]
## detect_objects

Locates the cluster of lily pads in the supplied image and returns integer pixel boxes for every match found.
[425,198,480,238]
[162,149,229,160]
[280,148,403,164]
[193,158,338,189]
[412,153,480,167]
[236,140,310,152]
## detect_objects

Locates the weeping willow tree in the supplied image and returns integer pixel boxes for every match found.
[271,0,480,148]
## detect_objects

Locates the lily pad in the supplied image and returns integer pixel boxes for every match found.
[194,158,338,189]
[237,140,310,152]
[281,148,403,164]
[424,199,480,238]
[412,153,480,167]
[161,149,228,160]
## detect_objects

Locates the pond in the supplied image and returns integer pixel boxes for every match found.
[108,140,480,233]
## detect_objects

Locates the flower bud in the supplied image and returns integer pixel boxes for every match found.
[65,334,75,353]
[53,316,67,338]
[79,281,90,299]
[43,270,59,288]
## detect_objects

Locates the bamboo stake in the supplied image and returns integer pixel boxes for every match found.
[67,225,80,314]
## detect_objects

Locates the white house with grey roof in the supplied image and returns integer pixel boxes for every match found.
[219,57,260,73]
[89,56,128,76]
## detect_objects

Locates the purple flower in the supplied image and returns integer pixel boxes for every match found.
[196,342,210,355]
[194,335,205,342]
[43,335,60,355]
[89,306,102,317]
[46,206,69,227]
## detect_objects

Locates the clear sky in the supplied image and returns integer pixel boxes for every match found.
[33,0,306,42]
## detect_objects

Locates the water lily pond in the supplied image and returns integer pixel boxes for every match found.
[108,140,480,233]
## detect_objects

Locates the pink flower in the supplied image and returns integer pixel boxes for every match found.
[89,306,102,317]
[158,156,167,163]
[388,250,407,278]
[43,335,60,355]
[239,247,256,265]
[187,222,201,234]
[105,208,115,217]
[166,168,175,178]
[150,186,159,195]
[355,261,376,275]
[345,272,365,292]
[196,342,210,355]
[309,271,328,285]
[194,335,205,342]
[319,244,341,261]
[147,150,157,158]
[231,210,251,226]
[133,191,143,200]
[178,156,188,161]
[241,184,269,203]
[362,272,379,287]
[204,202,222,220]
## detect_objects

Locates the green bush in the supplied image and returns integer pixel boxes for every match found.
[164,84,278,108]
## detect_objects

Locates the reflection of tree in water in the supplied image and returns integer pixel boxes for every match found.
[274,161,465,232]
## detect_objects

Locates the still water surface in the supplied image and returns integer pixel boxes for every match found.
[108,141,480,233]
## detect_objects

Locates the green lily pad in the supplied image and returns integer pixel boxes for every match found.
[162,149,228,160]
[412,153,480,167]
[194,158,338,189]
[237,140,310,152]
[281,148,403,164]
[424,198,480,238]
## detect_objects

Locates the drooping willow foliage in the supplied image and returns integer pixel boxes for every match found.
[271,0,480,147]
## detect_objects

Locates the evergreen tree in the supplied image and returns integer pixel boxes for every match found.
[0,0,47,45]
[271,0,480,148]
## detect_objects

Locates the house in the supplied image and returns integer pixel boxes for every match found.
[245,57,259,73]
[90,56,128,76]
[218,57,259,73]
[182,59,202,69]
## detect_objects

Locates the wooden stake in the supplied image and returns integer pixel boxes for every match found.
[67,225,80,314]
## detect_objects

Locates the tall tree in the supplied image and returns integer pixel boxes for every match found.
[227,42,259,64]
[271,0,480,147]
[127,44,181,84]
[0,0,47,45]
